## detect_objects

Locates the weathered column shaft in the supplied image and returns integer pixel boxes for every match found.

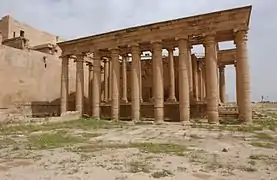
[60,56,69,115]
[235,63,240,109]
[219,65,226,103]
[192,56,199,101]
[204,35,219,124]
[88,63,93,115]
[153,41,164,123]
[103,59,109,102]
[108,60,112,101]
[167,47,177,102]
[111,49,120,120]
[131,45,141,121]
[178,38,190,122]
[187,47,193,100]
[235,30,252,123]
[138,57,143,102]
[198,65,203,101]
[92,51,101,119]
[121,56,128,102]
[75,55,84,116]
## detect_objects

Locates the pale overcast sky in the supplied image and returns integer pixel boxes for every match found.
[0,0,276,101]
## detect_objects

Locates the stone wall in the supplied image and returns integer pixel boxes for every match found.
[0,15,9,40]
[0,15,60,47]
[0,45,90,116]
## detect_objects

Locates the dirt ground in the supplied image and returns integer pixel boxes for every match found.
[0,103,277,180]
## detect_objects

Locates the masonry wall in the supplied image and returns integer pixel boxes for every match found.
[0,16,9,40]
[0,15,59,46]
[0,45,90,114]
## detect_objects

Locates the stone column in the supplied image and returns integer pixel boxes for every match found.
[121,56,128,103]
[202,63,207,99]
[197,65,203,101]
[60,55,69,115]
[103,59,109,102]
[92,51,101,119]
[166,47,177,102]
[75,54,85,116]
[131,45,141,121]
[87,62,93,115]
[204,35,219,124]
[187,46,193,101]
[235,62,240,109]
[235,30,252,123]
[152,41,164,123]
[219,65,226,103]
[0,32,2,45]
[138,56,143,102]
[111,48,120,121]
[108,60,112,102]
[178,38,190,122]
[192,55,199,101]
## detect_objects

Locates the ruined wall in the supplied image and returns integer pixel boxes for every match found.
[0,45,89,113]
[0,15,59,47]
[0,15,9,40]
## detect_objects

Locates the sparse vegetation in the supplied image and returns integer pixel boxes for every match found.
[71,142,189,156]
[127,160,152,173]
[250,142,275,149]
[254,132,274,140]
[28,131,85,149]
[0,118,123,135]
[151,169,173,178]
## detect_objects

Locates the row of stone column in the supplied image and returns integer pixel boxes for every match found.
[60,30,252,123]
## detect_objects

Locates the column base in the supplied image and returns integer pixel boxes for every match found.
[121,98,128,103]
[166,97,177,103]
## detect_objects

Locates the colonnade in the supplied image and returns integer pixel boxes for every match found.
[60,30,252,124]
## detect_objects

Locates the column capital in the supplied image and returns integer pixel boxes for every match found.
[131,44,140,53]
[110,48,120,55]
[234,29,248,44]
[175,35,189,41]
[219,65,225,72]
[59,54,71,59]
[166,45,175,52]
[203,34,216,47]
[73,53,86,62]
[150,39,162,44]
[151,40,163,51]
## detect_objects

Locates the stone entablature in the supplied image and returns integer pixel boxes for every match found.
[59,6,251,55]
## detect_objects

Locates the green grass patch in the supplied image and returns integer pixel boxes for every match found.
[254,133,274,140]
[249,154,270,160]
[253,118,277,131]
[0,119,123,135]
[71,142,188,156]
[28,131,85,149]
[0,137,17,148]
[250,142,275,149]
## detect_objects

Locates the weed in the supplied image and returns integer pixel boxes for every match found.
[128,161,152,173]
[151,169,173,178]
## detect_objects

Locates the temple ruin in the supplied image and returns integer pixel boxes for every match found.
[57,5,252,124]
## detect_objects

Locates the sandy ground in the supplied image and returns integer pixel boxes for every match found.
[0,105,277,180]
